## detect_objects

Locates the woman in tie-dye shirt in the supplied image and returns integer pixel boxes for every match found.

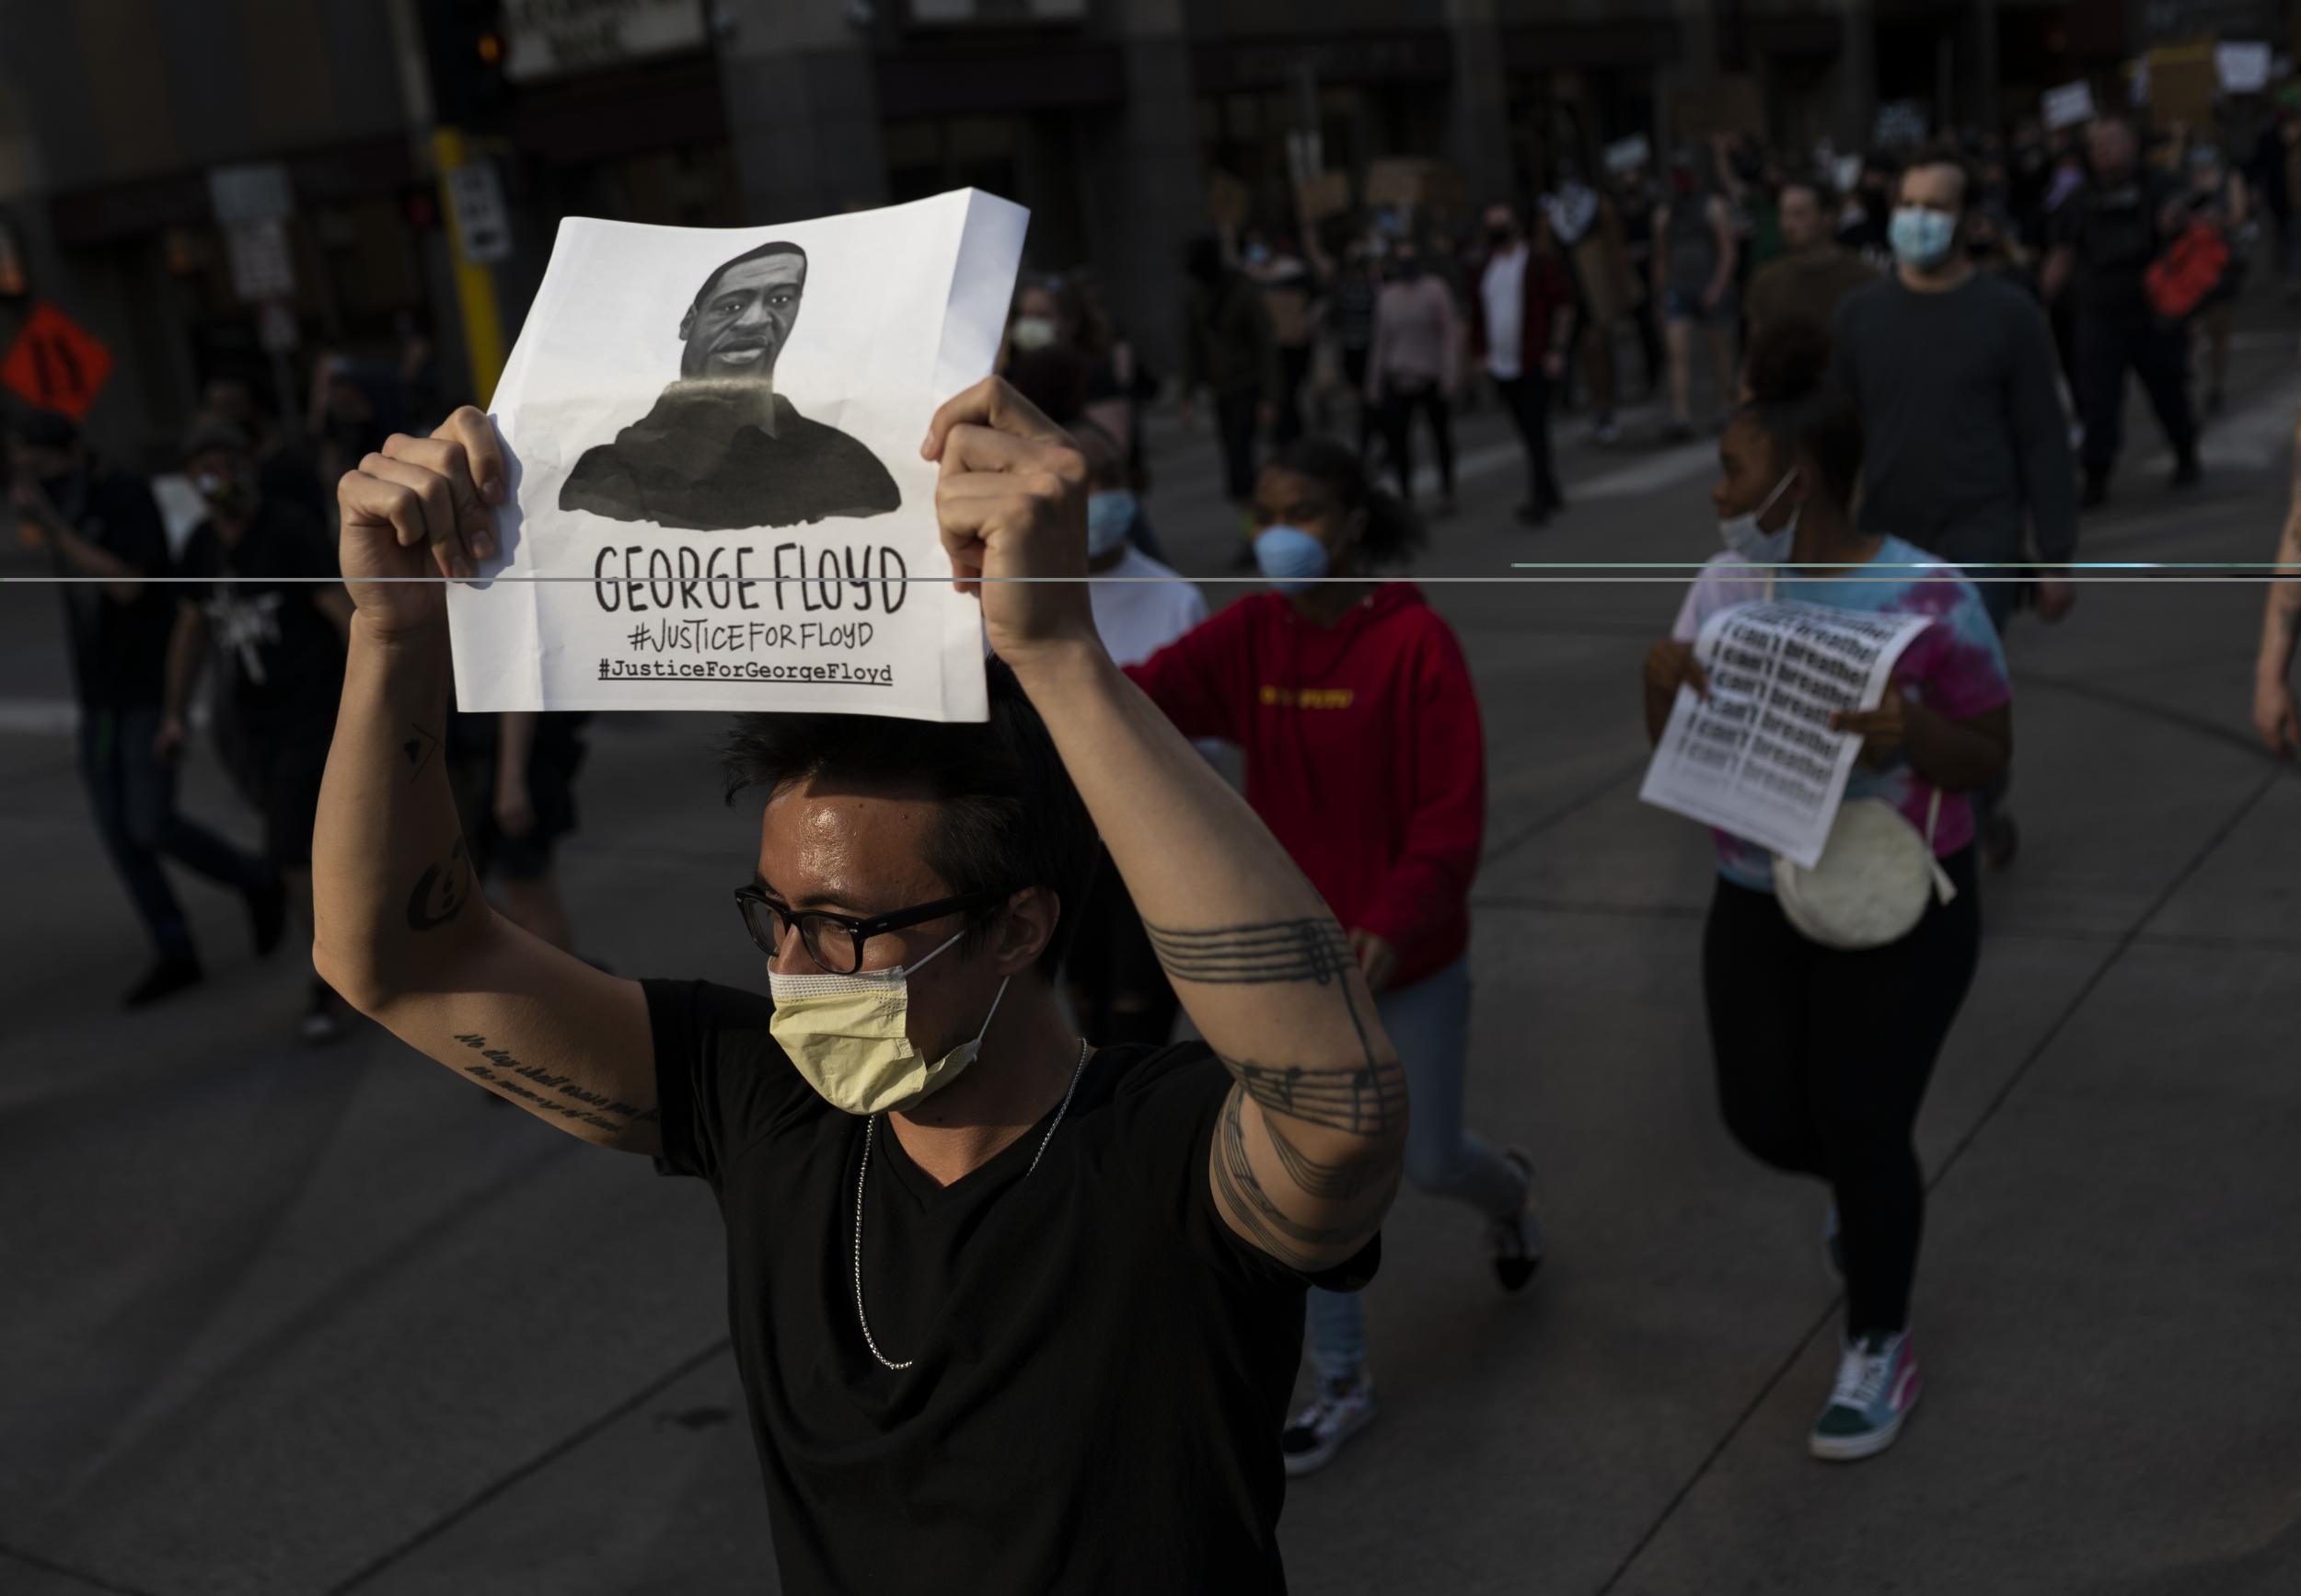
[1639,322,2012,1465]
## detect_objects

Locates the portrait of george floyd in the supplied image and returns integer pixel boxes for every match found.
[556,240,903,532]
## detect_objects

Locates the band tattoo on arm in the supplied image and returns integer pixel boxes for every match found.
[1209,1090,1379,1269]
[451,1032,658,1143]
[407,838,472,931]
[1146,918,1405,1137]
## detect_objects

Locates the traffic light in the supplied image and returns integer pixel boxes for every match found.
[419,0,513,133]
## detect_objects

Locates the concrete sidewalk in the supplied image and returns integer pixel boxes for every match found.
[3,311,2299,1596]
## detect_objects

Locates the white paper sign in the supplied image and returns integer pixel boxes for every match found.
[1639,600,1931,869]
[2042,81,2097,131]
[2217,42,2272,95]
[1604,134,1652,175]
[447,190,1027,722]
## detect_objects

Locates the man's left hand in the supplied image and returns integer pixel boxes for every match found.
[1832,682,1910,765]
[1348,928,1398,994]
[923,376,1094,666]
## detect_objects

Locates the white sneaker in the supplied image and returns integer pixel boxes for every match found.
[1280,1373,1375,1476]
[1810,1330,1922,1462]
[1487,1147,1544,1293]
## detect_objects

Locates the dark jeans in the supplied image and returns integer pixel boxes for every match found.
[77,705,272,962]
[1381,382,1455,503]
[2075,315,2196,479]
[1493,372,1560,509]
[1212,388,1260,504]
[1703,848,1982,1336]
[1339,348,1374,457]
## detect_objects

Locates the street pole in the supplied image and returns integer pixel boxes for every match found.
[432,125,508,409]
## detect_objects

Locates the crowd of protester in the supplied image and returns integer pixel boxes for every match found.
[9,79,2301,1590]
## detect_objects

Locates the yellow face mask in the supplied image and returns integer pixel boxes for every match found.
[767,925,1011,1116]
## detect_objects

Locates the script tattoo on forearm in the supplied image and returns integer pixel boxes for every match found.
[1145,918,1405,1137]
[451,1033,658,1141]
[406,839,472,931]
[1209,1091,1377,1268]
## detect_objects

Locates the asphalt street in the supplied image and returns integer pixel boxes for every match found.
[4,307,2299,1596]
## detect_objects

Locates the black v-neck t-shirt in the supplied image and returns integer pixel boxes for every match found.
[642,977,1378,1594]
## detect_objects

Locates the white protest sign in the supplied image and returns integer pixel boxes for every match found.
[2217,42,2272,94]
[446,189,1027,721]
[2042,80,2097,131]
[1603,134,1651,175]
[1639,599,1930,868]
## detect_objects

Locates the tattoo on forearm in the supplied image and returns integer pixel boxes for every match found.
[407,839,472,931]
[452,1033,658,1139]
[401,720,442,781]
[1209,1091,1379,1268]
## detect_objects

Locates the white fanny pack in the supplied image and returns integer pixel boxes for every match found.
[1772,789,1957,950]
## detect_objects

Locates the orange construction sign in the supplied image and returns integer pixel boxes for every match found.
[3,302,114,421]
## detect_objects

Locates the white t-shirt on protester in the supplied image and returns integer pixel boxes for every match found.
[1090,545,1210,668]
[1481,246,1529,381]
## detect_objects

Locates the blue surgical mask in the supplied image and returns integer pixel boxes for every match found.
[1253,525,1329,595]
[1717,468,1799,563]
[1085,490,1137,558]
[1889,206,1957,270]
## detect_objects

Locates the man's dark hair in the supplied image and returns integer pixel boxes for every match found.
[13,409,79,449]
[1776,171,1839,212]
[693,240,807,309]
[1904,145,1972,211]
[722,658,1096,978]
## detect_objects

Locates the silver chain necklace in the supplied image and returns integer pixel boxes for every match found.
[852,1038,1091,1372]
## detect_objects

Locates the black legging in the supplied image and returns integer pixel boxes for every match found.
[1382,382,1455,503]
[1702,847,1981,1336]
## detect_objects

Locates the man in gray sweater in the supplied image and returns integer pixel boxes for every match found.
[1831,148,2077,863]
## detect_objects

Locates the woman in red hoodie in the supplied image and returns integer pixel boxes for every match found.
[1128,437,1538,1476]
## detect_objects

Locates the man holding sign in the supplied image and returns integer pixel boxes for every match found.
[314,378,1401,1591]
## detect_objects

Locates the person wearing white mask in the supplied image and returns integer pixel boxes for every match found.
[1830,146,2076,868]
[313,379,1407,1593]
[1643,322,2011,1464]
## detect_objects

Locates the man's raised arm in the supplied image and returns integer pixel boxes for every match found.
[925,378,1407,1273]
[313,412,656,1151]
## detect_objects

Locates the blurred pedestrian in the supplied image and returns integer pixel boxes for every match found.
[201,375,327,524]
[1128,437,1539,1476]
[1327,238,1385,457]
[161,418,353,1043]
[1181,235,1280,556]
[1655,156,1740,438]
[2247,108,2301,297]
[2043,117,2202,507]
[1244,229,1319,445]
[1612,155,1668,399]
[2253,396,2301,758]
[1544,156,1634,444]
[2184,144,2249,418]
[1741,174,1877,353]
[446,710,592,955]
[1366,238,1462,514]
[1835,154,1900,266]
[1060,272,1157,496]
[1471,201,1576,526]
[1832,149,2075,868]
[10,410,283,1008]
[1063,422,1203,1047]
[1644,323,2011,1463]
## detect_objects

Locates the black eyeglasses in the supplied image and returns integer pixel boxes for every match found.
[734,884,1012,975]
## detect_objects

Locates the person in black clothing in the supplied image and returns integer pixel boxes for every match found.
[161,419,354,1043]
[10,411,282,1008]
[1181,235,1280,547]
[2044,117,2202,506]
[201,375,328,525]
[320,380,1404,1594]
[1328,240,1384,457]
[560,241,901,532]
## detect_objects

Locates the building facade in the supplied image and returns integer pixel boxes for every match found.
[0,0,2265,464]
